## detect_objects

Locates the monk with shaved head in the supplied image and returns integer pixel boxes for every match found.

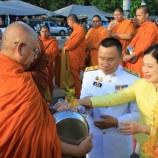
[1,21,38,70]
[0,21,93,158]
[63,14,86,98]
[123,5,158,77]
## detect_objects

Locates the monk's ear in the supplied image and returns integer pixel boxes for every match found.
[146,13,149,19]
[16,42,25,56]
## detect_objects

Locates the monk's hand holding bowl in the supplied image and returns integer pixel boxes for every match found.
[123,47,138,63]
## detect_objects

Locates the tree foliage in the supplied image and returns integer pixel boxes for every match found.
[4,0,157,17]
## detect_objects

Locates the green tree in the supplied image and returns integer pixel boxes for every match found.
[8,0,157,17]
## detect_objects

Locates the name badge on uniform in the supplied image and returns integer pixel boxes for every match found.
[115,85,128,91]
[93,81,102,87]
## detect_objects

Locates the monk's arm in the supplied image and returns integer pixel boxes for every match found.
[111,21,135,40]
[48,40,59,66]
[111,33,133,40]
[61,134,93,157]
[107,20,117,31]
[131,27,157,56]
[64,29,85,51]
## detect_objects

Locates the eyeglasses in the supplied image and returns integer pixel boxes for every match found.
[33,48,39,57]
[14,42,39,57]
[92,20,100,23]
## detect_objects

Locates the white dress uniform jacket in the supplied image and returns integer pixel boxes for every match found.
[79,65,140,158]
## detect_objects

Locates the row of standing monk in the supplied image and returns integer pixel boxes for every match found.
[39,5,158,101]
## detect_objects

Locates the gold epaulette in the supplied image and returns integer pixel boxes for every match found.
[123,68,140,77]
[85,65,99,72]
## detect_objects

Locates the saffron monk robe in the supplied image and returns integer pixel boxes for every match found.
[0,21,93,158]
[39,25,59,101]
[63,14,86,98]
[86,14,110,66]
[123,6,158,77]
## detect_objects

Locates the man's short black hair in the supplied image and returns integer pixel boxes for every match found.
[99,37,122,56]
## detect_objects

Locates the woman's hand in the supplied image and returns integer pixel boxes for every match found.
[118,122,151,135]
[77,97,92,108]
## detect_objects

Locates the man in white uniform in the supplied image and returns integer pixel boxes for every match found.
[79,37,139,158]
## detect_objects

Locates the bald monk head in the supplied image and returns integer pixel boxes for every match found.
[1,21,38,70]
[92,15,102,28]
[114,7,124,22]
[40,25,51,39]
[136,5,149,25]
[67,14,79,28]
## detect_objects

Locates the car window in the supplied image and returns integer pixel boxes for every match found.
[49,22,56,27]
[44,22,48,27]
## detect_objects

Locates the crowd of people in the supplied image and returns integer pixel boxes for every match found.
[0,4,158,158]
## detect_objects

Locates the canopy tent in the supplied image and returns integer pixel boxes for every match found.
[54,4,113,21]
[0,0,58,16]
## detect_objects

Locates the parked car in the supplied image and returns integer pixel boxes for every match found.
[36,21,68,36]
[0,27,6,33]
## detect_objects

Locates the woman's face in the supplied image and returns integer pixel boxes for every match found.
[142,54,158,84]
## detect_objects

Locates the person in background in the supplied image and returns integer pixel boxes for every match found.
[79,37,139,158]
[39,25,59,102]
[123,5,158,77]
[107,7,135,53]
[63,14,86,98]
[86,15,110,66]
[0,21,93,158]
[132,16,140,32]
[154,18,158,44]
[28,39,49,100]
[78,44,158,158]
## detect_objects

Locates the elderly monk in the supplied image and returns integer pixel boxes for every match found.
[0,21,93,158]
[39,25,58,101]
[108,7,135,53]
[86,15,110,66]
[64,14,86,98]
[123,5,158,77]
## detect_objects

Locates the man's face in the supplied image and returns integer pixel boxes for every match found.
[114,11,124,22]
[67,18,73,28]
[92,17,101,28]
[98,45,121,75]
[136,8,148,24]
[40,27,50,39]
